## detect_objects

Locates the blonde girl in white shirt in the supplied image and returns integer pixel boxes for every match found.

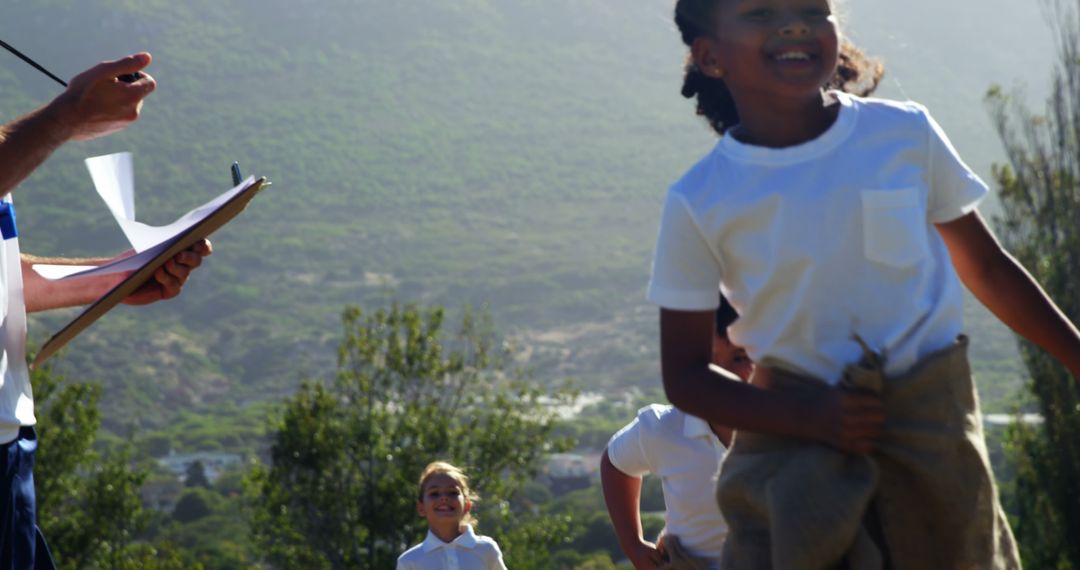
[397,461,507,570]
[648,0,1080,567]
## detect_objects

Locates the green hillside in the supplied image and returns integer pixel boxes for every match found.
[0,0,1047,439]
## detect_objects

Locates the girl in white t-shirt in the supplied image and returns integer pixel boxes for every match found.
[397,462,507,570]
[649,0,1080,567]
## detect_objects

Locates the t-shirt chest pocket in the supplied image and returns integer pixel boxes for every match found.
[861,188,930,268]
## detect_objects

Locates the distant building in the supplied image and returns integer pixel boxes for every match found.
[140,479,184,512]
[983,413,1044,426]
[157,451,243,484]
[542,452,599,495]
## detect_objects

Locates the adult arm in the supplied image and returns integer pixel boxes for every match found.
[937,210,1080,378]
[22,239,211,313]
[659,309,884,454]
[600,449,663,570]
[0,53,155,199]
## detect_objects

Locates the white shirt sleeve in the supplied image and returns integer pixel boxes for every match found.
[606,413,653,478]
[921,107,989,224]
[488,540,508,570]
[646,191,723,311]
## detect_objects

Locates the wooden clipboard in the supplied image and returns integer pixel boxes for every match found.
[31,176,269,369]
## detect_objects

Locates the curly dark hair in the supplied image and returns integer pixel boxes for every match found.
[675,0,884,135]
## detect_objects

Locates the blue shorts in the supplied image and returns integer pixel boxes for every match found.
[0,427,55,570]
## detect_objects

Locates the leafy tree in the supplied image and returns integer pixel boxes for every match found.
[33,364,193,570]
[551,550,622,570]
[172,488,217,524]
[985,1,1080,566]
[184,460,212,489]
[248,302,577,569]
[154,502,252,569]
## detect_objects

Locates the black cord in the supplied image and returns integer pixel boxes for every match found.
[0,39,68,87]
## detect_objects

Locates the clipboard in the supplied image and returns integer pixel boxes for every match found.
[31,176,269,369]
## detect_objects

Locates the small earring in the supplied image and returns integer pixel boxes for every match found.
[710,67,724,78]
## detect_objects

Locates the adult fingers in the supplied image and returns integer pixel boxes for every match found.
[190,238,213,257]
[126,71,156,97]
[153,266,182,299]
[165,259,194,287]
[70,53,156,100]
[171,250,204,270]
[94,52,152,78]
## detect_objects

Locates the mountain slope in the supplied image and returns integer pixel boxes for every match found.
[0,0,1048,431]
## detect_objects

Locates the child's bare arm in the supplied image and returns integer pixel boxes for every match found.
[660,309,883,454]
[936,211,1080,378]
[600,450,663,570]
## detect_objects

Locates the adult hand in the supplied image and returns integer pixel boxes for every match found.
[628,539,664,570]
[808,386,885,455]
[122,239,212,306]
[50,52,156,142]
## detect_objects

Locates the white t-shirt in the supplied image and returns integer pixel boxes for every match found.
[607,404,728,565]
[397,525,507,570]
[0,198,32,444]
[647,92,987,382]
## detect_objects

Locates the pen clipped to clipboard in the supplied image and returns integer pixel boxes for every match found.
[31,154,270,368]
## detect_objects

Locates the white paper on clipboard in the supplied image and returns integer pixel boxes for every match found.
[32,152,255,281]
[29,152,268,369]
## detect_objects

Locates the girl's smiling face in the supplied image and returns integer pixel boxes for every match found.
[417,473,471,528]
[702,0,839,101]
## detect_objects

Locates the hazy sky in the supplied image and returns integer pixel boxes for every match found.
[848,0,1057,184]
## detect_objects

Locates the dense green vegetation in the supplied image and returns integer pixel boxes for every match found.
[0,0,1039,431]
[985,1,1080,564]
[249,303,576,568]
[34,364,193,569]
[0,0,1061,566]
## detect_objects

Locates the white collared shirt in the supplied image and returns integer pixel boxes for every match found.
[397,524,507,570]
[607,404,728,564]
